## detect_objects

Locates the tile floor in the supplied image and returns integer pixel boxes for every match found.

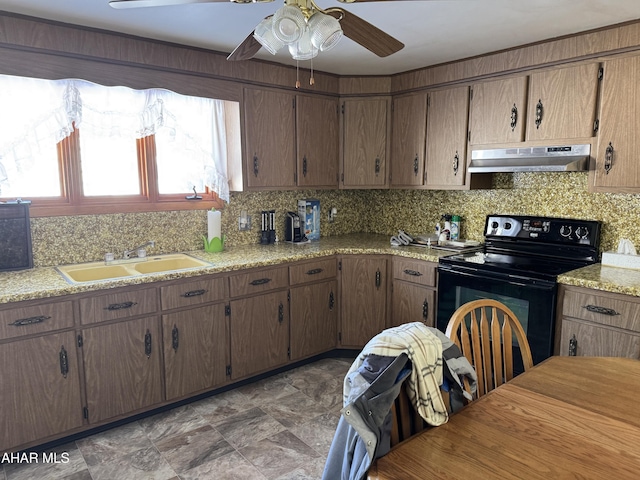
[1,357,352,480]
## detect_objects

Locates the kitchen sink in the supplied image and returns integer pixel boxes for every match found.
[57,253,211,283]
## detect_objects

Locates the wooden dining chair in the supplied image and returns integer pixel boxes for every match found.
[445,299,534,399]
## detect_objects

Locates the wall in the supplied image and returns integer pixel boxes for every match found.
[31,172,640,266]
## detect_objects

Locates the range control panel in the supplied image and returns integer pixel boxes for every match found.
[485,215,601,247]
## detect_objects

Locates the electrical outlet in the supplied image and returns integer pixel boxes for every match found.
[238,212,251,231]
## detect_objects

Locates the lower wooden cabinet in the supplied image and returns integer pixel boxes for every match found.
[81,316,164,424]
[558,285,640,358]
[391,282,436,328]
[290,280,338,360]
[162,304,228,401]
[0,331,83,452]
[340,255,388,348]
[229,290,290,380]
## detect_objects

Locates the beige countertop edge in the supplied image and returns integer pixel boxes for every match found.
[558,263,640,298]
[0,235,452,305]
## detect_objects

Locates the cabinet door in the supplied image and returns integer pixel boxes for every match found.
[342,98,389,188]
[163,304,228,401]
[560,318,640,358]
[469,76,528,145]
[230,290,289,379]
[526,63,599,141]
[391,281,435,328]
[0,331,83,452]
[390,93,428,187]
[425,86,469,188]
[594,55,640,191]
[82,317,163,423]
[290,280,337,360]
[244,88,296,188]
[340,256,387,347]
[297,95,339,188]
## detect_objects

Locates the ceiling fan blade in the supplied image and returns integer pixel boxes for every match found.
[329,10,404,57]
[227,32,262,61]
[109,0,227,9]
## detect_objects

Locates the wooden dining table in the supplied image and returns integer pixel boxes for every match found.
[368,356,640,479]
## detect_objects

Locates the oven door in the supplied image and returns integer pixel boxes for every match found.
[436,263,557,372]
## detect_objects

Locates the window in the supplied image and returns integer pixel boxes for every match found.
[0,75,242,215]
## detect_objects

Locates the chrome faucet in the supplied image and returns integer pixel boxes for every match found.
[123,240,155,259]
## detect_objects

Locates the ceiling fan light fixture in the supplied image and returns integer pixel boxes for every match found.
[308,12,343,52]
[253,17,284,55]
[272,5,306,44]
[288,27,318,61]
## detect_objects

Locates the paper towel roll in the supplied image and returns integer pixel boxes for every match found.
[207,209,221,241]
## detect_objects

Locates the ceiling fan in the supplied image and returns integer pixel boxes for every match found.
[108,0,412,62]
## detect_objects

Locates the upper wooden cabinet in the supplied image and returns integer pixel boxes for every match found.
[525,63,600,141]
[425,85,470,188]
[390,93,428,187]
[243,87,296,189]
[341,97,390,188]
[469,76,529,145]
[593,55,640,192]
[296,94,339,188]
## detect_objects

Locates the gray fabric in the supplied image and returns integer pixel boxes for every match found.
[322,354,410,480]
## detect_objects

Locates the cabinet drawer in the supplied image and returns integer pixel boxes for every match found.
[562,288,640,331]
[392,258,437,287]
[560,317,640,358]
[0,301,74,340]
[79,287,158,325]
[289,258,337,286]
[160,277,226,310]
[229,266,289,298]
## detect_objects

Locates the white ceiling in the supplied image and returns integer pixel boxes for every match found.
[2,0,640,75]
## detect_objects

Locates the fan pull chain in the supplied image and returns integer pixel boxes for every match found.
[310,55,315,86]
[295,60,301,89]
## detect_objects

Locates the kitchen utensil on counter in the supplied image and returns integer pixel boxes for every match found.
[260,210,277,244]
[285,212,308,243]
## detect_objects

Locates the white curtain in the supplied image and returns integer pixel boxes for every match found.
[0,74,229,201]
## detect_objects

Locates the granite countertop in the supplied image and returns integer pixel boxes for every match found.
[0,234,454,305]
[4,233,640,305]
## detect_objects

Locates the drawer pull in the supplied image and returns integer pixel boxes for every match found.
[329,291,335,310]
[9,315,51,326]
[583,305,620,316]
[422,299,429,320]
[278,302,284,324]
[306,268,324,275]
[144,329,152,358]
[568,334,577,357]
[105,301,138,311]
[375,269,381,289]
[403,269,423,277]
[181,289,207,298]
[172,324,179,352]
[59,345,69,378]
[249,278,271,286]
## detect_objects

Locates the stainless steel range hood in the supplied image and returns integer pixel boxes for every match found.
[468,144,590,173]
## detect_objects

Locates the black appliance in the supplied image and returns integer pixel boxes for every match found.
[437,214,600,372]
[285,212,306,243]
[0,200,33,271]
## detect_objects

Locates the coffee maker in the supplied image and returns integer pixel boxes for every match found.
[285,212,306,243]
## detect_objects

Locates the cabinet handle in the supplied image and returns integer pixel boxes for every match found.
[144,329,152,358]
[535,99,544,129]
[302,156,308,177]
[403,269,423,277]
[604,142,614,175]
[583,304,620,316]
[172,324,179,352]
[59,345,69,378]
[375,269,381,289]
[568,334,577,357]
[253,154,259,176]
[422,299,429,320]
[510,104,518,131]
[249,278,271,286]
[453,151,459,176]
[278,302,284,324]
[375,157,381,176]
[413,155,419,176]
[329,291,335,311]
[306,268,323,275]
[105,301,137,311]
[181,289,207,298]
[9,315,51,327]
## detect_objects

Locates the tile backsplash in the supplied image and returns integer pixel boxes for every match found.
[30,172,640,267]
